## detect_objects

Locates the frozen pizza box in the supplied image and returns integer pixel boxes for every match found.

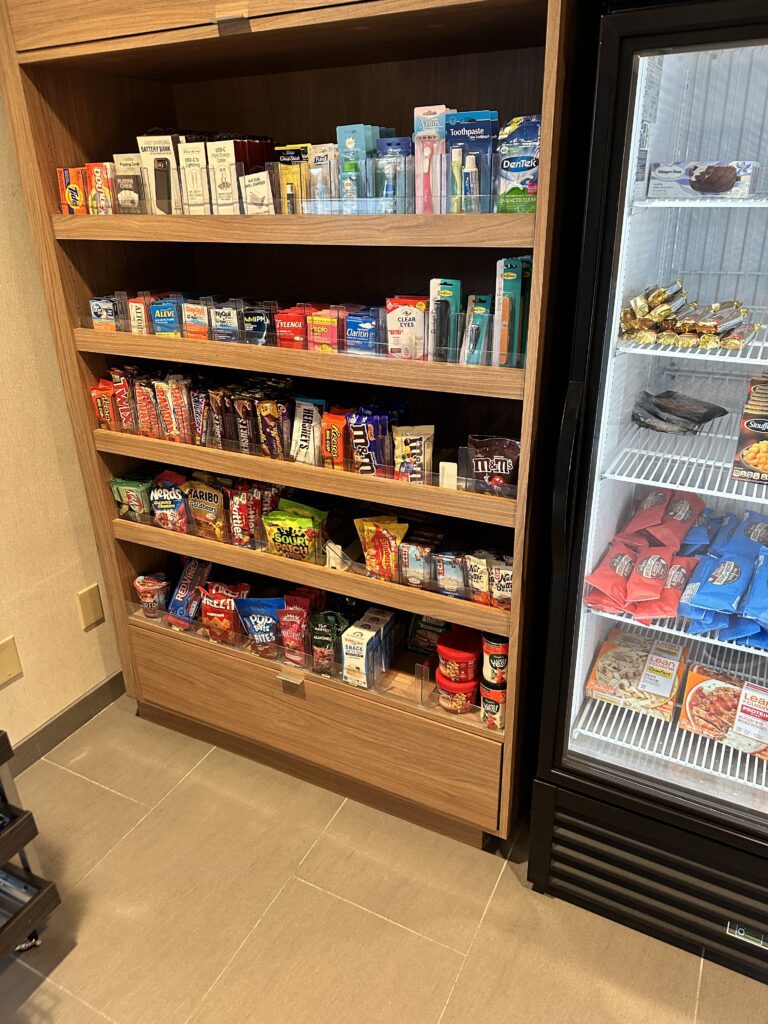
[585,627,687,722]
[679,665,768,760]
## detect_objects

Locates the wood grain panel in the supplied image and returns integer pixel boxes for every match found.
[8,0,213,52]
[74,329,526,400]
[130,621,502,830]
[113,518,511,633]
[94,430,517,527]
[53,213,535,248]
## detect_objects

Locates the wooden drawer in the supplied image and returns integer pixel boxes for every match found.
[130,622,502,831]
[7,0,215,52]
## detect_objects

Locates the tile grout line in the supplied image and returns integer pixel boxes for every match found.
[39,757,153,808]
[295,797,348,870]
[180,797,350,1024]
[692,954,704,1024]
[181,876,293,1024]
[296,877,467,958]
[15,960,121,1024]
[436,824,523,1024]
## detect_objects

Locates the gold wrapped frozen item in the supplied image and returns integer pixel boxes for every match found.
[633,329,658,346]
[647,290,688,324]
[675,333,700,348]
[721,323,763,350]
[698,307,748,334]
[678,303,715,333]
[629,285,657,318]
[656,331,679,347]
[697,334,721,350]
[647,279,683,309]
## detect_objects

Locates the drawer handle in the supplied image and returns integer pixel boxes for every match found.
[277,669,305,687]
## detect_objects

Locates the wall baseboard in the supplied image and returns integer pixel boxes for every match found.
[10,672,125,776]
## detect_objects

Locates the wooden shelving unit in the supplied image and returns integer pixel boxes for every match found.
[1,0,574,842]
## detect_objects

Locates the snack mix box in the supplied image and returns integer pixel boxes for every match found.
[585,627,687,722]
[679,665,768,760]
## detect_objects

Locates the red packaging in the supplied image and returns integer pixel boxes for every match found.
[135,382,162,438]
[434,668,478,714]
[199,582,250,644]
[583,542,637,611]
[227,487,259,548]
[90,380,120,430]
[109,368,137,433]
[645,491,705,549]
[625,545,677,605]
[168,377,194,445]
[154,380,179,442]
[615,489,672,546]
[277,606,308,667]
[285,593,313,615]
[275,307,308,350]
[628,556,698,624]
[436,627,482,682]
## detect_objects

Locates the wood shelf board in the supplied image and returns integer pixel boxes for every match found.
[17,1,547,79]
[113,518,511,633]
[94,430,517,527]
[53,213,535,248]
[129,610,504,742]
[75,329,526,400]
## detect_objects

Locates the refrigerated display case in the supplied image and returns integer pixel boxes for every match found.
[530,0,768,983]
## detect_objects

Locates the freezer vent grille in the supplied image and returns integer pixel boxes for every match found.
[573,698,768,794]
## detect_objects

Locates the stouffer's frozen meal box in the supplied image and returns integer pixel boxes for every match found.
[585,627,686,722]
[679,665,768,759]
[647,160,759,199]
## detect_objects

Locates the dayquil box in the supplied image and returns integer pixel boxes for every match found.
[679,666,768,758]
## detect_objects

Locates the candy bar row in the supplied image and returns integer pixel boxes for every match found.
[620,277,760,351]
[88,258,531,368]
[135,558,507,728]
[585,487,768,652]
[112,468,514,605]
[92,366,520,496]
[58,111,539,218]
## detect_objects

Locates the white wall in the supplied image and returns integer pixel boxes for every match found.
[0,93,120,745]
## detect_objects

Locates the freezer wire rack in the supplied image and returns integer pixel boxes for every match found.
[616,324,768,369]
[572,697,768,795]
[572,621,768,801]
[587,605,768,660]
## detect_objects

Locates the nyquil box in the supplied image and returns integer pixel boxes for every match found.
[647,160,759,199]
[341,624,381,688]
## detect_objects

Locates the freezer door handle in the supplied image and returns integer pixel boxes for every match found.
[551,380,584,572]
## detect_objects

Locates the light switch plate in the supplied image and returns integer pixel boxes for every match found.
[77,583,105,630]
[0,636,22,685]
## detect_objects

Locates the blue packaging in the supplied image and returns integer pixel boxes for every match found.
[679,555,718,620]
[709,512,742,555]
[243,304,275,345]
[688,550,755,613]
[717,617,762,642]
[376,137,413,157]
[741,545,768,629]
[150,299,182,336]
[434,552,466,598]
[166,558,212,630]
[496,115,541,214]
[236,597,285,655]
[725,511,768,557]
[680,507,716,555]
[445,110,499,214]
[345,310,380,355]
[210,300,242,342]
[687,610,729,635]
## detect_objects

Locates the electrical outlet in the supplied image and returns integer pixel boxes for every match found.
[77,583,105,630]
[0,636,22,685]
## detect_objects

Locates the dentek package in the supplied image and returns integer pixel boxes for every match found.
[647,160,759,199]
[496,115,540,213]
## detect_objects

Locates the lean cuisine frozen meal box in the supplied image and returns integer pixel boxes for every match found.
[679,665,768,759]
[585,628,687,721]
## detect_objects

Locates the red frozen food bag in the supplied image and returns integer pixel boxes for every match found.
[628,556,698,624]
[645,491,705,549]
[615,489,672,545]
[625,545,677,604]
[583,542,637,611]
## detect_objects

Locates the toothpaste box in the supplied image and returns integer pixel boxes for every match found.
[341,624,381,688]
[385,297,428,359]
[647,160,759,199]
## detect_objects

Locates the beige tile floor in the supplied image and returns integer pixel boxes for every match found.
[3,695,765,1023]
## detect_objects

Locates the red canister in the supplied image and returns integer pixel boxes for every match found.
[436,628,482,682]
[481,632,509,686]
[480,681,506,731]
[435,668,479,714]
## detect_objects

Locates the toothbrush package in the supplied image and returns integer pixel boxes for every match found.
[444,111,498,214]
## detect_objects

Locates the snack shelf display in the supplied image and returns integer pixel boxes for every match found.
[113,518,510,635]
[3,0,573,841]
[74,330,526,401]
[126,606,500,740]
[94,431,516,527]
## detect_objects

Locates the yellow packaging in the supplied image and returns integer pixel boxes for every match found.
[585,627,686,722]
